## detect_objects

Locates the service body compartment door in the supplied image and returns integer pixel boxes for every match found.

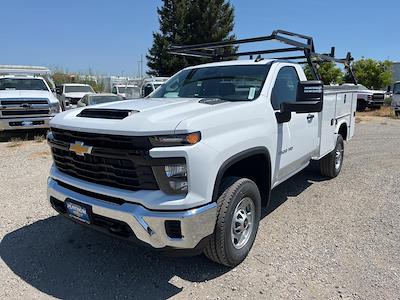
[318,91,336,158]
[349,91,357,139]
[336,92,352,118]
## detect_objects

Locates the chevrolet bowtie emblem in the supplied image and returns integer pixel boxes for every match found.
[69,141,93,156]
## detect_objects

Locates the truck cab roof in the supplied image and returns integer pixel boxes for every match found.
[0,74,45,80]
[61,83,92,86]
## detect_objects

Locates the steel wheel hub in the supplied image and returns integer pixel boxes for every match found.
[231,197,255,249]
[335,143,343,170]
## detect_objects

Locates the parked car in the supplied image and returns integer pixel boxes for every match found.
[392,81,400,116]
[56,83,95,107]
[47,30,358,267]
[77,93,123,107]
[0,68,60,133]
[343,84,387,111]
[141,77,169,97]
[111,85,141,99]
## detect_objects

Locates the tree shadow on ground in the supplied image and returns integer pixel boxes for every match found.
[1,164,328,299]
[0,129,48,142]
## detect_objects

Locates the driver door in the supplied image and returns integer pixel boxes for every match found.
[271,65,319,182]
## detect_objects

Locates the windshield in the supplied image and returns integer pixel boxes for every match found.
[90,95,122,105]
[393,83,400,94]
[0,78,49,91]
[65,85,94,93]
[150,64,271,101]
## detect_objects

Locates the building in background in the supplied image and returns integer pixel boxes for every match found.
[101,76,142,92]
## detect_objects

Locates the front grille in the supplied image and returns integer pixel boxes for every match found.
[372,93,384,100]
[69,98,81,104]
[0,99,48,105]
[2,109,49,116]
[49,128,159,191]
[0,98,50,118]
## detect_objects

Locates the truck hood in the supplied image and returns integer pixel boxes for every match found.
[64,92,91,99]
[358,89,386,94]
[0,90,59,104]
[50,97,241,136]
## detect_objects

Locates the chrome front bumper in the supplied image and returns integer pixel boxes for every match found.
[47,178,217,249]
[0,116,51,131]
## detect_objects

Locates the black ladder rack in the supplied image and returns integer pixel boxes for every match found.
[168,29,357,84]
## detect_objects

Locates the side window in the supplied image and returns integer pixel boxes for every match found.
[271,66,299,110]
[112,87,117,94]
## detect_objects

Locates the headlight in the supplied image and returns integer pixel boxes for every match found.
[150,132,201,147]
[49,103,60,114]
[153,163,188,195]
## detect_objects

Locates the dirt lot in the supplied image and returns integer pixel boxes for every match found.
[1,117,399,299]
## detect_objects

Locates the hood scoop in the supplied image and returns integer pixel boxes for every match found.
[77,108,139,120]
[198,98,227,105]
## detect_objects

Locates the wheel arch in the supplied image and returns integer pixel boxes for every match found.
[212,147,272,207]
[337,121,348,140]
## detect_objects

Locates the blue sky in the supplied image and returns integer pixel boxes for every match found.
[0,0,398,75]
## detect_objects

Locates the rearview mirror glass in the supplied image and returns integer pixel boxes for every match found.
[297,80,323,102]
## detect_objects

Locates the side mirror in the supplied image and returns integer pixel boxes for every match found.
[387,85,392,93]
[56,87,62,95]
[275,81,323,123]
[297,80,323,102]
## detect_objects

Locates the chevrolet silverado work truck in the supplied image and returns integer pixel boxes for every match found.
[47,30,358,266]
[0,65,60,133]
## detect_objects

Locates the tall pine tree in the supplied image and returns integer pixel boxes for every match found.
[147,0,236,76]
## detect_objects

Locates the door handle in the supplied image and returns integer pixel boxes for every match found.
[306,114,315,121]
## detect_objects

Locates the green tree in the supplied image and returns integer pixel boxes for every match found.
[344,58,393,89]
[147,0,236,76]
[304,61,344,85]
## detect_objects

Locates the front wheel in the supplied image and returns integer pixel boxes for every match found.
[319,135,344,178]
[204,177,261,267]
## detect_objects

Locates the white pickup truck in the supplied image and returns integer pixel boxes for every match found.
[47,31,358,266]
[349,84,387,112]
[393,82,400,116]
[0,66,61,132]
[56,83,95,108]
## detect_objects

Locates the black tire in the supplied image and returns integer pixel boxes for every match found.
[395,111,400,117]
[204,177,261,267]
[356,99,367,112]
[320,135,344,178]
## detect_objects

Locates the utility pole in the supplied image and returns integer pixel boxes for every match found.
[137,55,144,79]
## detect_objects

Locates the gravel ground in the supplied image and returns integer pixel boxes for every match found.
[1,118,399,299]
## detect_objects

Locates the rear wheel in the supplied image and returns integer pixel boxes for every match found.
[320,135,344,178]
[204,177,261,267]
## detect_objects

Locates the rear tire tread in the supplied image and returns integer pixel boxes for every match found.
[320,134,344,178]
